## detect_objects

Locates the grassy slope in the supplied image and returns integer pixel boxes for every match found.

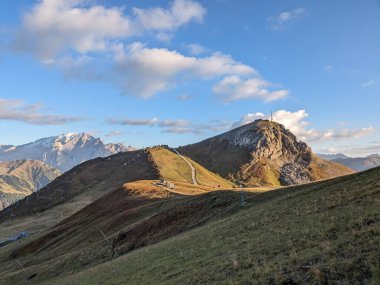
[48,167,380,285]
[148,147,234,188]
[0,150,158,223]
[0,148,232,243]
[310,155,355,179]
[0,181,251,285]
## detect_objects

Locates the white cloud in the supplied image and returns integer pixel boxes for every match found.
[318,142,380,157]
[267,8,307,30]
[230,113,266,129]
[14,0,133,62]
[361,80,375,87]
[232,109,373,143]
[188,43,206,55]
[321,127,374,140]
[11,0,289,102]
[13,0,205,62]
[0,99,84,125]
[113,43,255,98]
[212,75,289,102]
[133,0,205,31]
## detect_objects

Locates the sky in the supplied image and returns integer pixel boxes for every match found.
[0,0,379,156]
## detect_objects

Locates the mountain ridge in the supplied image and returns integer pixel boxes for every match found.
[179,119,353,186]
[0,133,134,172]
[0,147,232,223]
[318,153,380,171]
[0,160,61,210]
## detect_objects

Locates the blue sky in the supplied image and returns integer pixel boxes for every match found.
[0,0,379,156]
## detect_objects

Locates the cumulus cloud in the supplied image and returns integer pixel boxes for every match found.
[13,0,205,62]
[133,0,205,31]
[113,43,255,98]
[321,127,374,140]
[267,8,307,30]
[232,109,373,143]
[10,0,289,102]
[0,99,84,125]
[14,0,133,62]
[212,75,289,102]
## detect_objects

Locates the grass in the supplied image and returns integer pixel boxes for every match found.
[148,147,193,183]
[43,168,380,284]
[149,147,234,188]
[0,181,251,285]
[0,167,378,284]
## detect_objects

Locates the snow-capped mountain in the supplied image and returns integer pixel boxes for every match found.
[0,133,134,172]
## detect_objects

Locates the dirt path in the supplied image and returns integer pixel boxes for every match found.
[173,149,198,185]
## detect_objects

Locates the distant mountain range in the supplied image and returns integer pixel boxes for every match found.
[179,120,353,186]
[317,153,349,160]
[318,153,380,171]
[0,133,134,210]
[0,160,61,210]
[0,133,134,172]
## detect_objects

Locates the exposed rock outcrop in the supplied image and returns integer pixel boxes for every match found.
[180,120,353,186]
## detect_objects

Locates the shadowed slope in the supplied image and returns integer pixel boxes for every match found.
[0,181,247,284]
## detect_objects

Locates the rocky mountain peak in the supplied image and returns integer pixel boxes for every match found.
[0,133,134,172]
[179,119,353,187]
[218,119,311,160]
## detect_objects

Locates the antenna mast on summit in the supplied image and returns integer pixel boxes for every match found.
[270,111,273,121]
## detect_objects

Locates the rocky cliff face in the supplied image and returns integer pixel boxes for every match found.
[0,133,134,172]
[180,120,353,186]
[0,160,61,210]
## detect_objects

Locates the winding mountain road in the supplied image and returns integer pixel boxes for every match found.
[173,148,198,185]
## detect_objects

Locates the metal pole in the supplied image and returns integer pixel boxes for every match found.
[98,229,112,248]
[98,228,115,258]
[16,260,29,280]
